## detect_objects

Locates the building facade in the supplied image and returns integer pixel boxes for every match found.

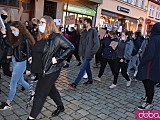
[144,0,160,35]
[96,0,148,33]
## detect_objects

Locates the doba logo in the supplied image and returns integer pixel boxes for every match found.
[135,110,160,120]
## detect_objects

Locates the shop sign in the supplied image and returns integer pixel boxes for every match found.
[65,15,75,25]
[145,18,151,24]
[117,6,130,13]
[64,4,96,16]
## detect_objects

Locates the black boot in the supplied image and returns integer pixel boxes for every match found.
[52,105,65,117]
[77,62,81,66]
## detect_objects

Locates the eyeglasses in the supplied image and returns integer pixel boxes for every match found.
[39,21,46,25]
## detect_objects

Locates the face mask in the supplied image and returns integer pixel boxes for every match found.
[38,26,45,33]
[74,27,77,30]
[82,24,86,28]
[121,37,126,41]
[1,14,8,20]
[13,32,19,37]
[33,24,37,27]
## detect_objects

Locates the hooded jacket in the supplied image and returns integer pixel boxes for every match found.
[137,22,160,82]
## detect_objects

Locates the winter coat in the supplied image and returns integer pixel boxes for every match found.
[137,22,160,82]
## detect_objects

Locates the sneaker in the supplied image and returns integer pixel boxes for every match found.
[131,77,137,81]
[156,83,160,87]
[83,73,88,79]
[126,80,131,87]
[68,83,77,89]
[63,64,69,68]
[109,84,117,89]
[138,103,151,110]
[94,77,101,81]
[141,97,147,102]
[0,102,12,110]
[83,81,93,85]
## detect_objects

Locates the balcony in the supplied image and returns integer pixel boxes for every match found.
[149,0,160,5]
[88,0,103,4]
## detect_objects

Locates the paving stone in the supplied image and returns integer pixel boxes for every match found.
[77,109,89,116]
[70,112,83,119]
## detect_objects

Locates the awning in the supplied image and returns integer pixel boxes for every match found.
[125,17,138,23]
[101,9,118,18]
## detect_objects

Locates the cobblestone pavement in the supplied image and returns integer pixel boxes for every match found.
[0,60,160,120]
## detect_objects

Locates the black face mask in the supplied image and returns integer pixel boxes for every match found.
[33,24,37,27]
[1,14,8,20]
[82,24,86,29]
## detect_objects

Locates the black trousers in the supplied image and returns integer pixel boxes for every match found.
[142,79,154,104]
[30,70,62,118]
[66,49,81,63]
[113,58,130,85]
[98,58,116,78]
[0,62,12,77]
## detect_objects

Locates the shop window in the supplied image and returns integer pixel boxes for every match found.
[140,0,145,9]
[0,0,19,7]
[156,7,160,19]
[135,0,139,6]
[149,5,155,17]
[44,1,57,19]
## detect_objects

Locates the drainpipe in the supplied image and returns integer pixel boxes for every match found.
[94,4,99,27]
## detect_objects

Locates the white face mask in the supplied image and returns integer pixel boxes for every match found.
[121,37,126,41]
[38,26,45,33]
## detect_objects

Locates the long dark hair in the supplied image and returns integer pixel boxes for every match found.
[8,21,35,46]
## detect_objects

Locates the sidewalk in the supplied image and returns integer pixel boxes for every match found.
[0,60,160,120]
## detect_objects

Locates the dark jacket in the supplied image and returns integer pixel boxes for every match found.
[79,28,100,59]
[132,38,141,56]
[12,37,31,62]
[0,22,12,63]
[102,37,118,59]
[137,22,160,83]
[42,33,74,76]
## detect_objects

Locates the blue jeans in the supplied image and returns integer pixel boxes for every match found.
[127,55,138,73]
[7,57,30,102]
[74,59,92,85]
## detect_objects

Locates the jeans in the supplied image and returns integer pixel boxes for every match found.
[142,79,154,104]
[30,71,62,118]
[113,58,130,85]
[7,57,30,102]
[127,55,138,73]
[74,59,92,85]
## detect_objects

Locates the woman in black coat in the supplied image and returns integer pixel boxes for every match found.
[137,22,160,109]
[27,16,74,120]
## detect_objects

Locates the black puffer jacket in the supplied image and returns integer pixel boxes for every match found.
[42,33,75,76]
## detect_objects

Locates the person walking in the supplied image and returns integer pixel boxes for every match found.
[137,22,160,109]
[27,15,74,120]
[94,30,118,81]
[109,30,133,89]
[0,21,35,110]
[68,18,100,89]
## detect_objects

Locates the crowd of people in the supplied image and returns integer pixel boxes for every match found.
[0,6,160,120]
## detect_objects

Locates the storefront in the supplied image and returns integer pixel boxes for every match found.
[96,0,147,33]
[100,9,137,32]
[63,4,96,27]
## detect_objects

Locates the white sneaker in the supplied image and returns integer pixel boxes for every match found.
[138,103,151,110]
[109,84,117,89]
[94,77,101,81]
[83,73,88,79]
[126,80,131,87]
